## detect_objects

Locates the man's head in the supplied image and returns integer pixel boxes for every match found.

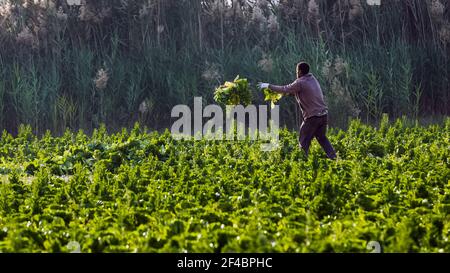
[296,62,310,78]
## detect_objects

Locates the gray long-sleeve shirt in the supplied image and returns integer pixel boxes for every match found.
[268,73,328,120]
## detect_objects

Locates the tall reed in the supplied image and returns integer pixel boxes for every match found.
[0,0,447,133]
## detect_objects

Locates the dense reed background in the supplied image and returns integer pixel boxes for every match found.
[0,0,448,134]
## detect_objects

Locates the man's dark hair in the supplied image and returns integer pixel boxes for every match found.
[297,62,310,75]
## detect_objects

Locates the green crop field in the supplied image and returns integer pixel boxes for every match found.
[0,117,448,253]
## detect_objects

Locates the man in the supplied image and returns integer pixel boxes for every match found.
[257,62,337,159]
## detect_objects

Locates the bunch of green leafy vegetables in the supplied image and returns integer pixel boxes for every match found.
[213,75,252,106]
[263,88,283,109]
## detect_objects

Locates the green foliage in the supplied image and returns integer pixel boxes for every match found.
[0,118,448,253]
[263,88,283,109]
[214,76,252,106]
[0,1,448,133]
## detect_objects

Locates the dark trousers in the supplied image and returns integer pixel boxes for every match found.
[299,115,336,159]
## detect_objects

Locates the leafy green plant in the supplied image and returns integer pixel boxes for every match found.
[263,88,283,109]
[0,118,448,253]
[214,75,252,106]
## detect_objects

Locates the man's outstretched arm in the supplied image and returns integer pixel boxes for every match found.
[258,80,301,95]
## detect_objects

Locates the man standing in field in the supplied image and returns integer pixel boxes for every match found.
[257,62,337,159]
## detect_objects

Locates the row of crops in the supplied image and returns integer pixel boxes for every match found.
[0,117,449,252]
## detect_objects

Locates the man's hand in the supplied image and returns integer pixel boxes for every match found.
[257,82,269,89]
